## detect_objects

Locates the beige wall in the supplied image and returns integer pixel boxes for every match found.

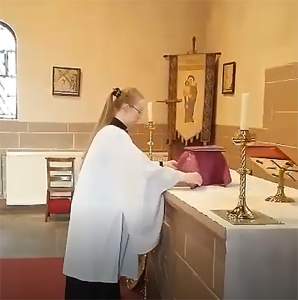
[1,0,297,195]
[203,0,298,188]
[0,0,207,123]
[215,63,298,189]
[205,0,298,128]
[0,0,207,196]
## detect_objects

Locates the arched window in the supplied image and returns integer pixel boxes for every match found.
[0,21,17,119]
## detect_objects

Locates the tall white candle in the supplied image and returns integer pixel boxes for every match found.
[240,93,249,130]
[147,102,153,122]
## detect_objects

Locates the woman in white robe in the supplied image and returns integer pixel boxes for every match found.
[63,87,202,300]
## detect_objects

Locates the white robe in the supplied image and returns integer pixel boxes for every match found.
[62,125,184,283]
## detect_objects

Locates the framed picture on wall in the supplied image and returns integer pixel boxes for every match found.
[222,61,236,95]
[52,66,81,97]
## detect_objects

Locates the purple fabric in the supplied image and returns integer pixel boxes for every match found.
[177,148,232,187]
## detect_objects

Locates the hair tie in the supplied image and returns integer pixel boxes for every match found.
[112,87,122,99]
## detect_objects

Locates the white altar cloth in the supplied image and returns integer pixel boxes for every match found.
[166,170,298,300]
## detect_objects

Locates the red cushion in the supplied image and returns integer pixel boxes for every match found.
[48,198,71,214]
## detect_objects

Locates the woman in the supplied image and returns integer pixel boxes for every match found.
[63,87,202,300]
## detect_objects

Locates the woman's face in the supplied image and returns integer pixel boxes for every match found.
[122,99,145,125]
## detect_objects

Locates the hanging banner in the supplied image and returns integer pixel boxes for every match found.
[163,51,218,147]
[176,54,206,144]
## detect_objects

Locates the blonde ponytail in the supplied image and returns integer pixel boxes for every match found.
[81,87,143,165]
[82,93,115,163]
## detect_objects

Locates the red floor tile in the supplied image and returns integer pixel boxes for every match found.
[0,258,142,300]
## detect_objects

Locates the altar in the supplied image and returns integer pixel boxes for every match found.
[147,170,298,300]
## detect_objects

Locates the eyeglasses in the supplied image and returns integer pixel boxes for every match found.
[130,105,142,114]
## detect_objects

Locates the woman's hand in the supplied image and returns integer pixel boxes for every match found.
[163,160,178,170]
[183,172,203,186]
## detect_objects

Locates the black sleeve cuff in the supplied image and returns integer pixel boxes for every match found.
[159,161,164,167]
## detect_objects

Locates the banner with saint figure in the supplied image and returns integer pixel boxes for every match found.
[172,53,217,145]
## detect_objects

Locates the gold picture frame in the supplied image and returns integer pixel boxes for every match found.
[222,61,236,95]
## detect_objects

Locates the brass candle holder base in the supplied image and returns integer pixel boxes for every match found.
[212,209,282,225]
[265,194,294,203]
[265,166,295,203]
[227,201,254,220]
[126,254,148,296]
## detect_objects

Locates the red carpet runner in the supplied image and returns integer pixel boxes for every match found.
[0,258,142,300]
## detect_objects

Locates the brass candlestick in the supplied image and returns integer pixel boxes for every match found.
[265,161,297,203]
[145,121,155,161]
[140,121,156,299]
[126,121,155,299]
[212,129,282,225]
[245,145,297,204]
[227,130,255,221]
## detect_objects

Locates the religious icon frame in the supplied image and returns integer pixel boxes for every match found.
[222,61,236,95]
[52,66,81,97]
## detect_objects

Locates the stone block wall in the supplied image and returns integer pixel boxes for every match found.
[147,198,226,300]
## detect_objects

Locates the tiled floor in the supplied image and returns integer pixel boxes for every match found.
[0,205,143,300]
[0,204,68,299]
[0,205,69,259]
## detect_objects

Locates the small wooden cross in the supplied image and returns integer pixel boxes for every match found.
[157,99,182,148]
[157,99,182,105]
[187,36,197,54]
